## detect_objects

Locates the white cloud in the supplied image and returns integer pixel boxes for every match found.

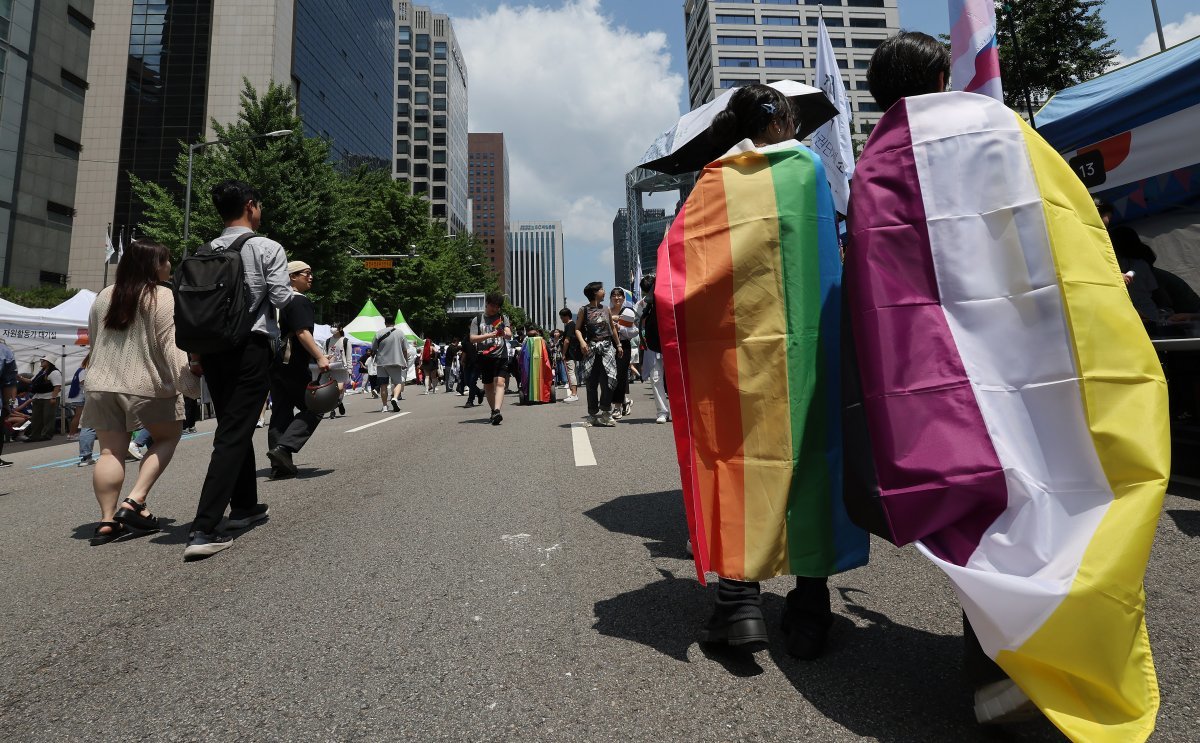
[457,0,685,306]
[1110,12,1200,68]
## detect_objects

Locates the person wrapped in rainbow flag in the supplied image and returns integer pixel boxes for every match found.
[844,32,1170,741]
[656,84,870,658]
[517,326,553,405]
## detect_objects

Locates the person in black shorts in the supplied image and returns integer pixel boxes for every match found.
[468,292,512,425]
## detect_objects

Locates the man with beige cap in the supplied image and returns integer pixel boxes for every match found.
[265,260,330,479]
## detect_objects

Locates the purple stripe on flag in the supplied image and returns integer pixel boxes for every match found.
[845,100,1008,566]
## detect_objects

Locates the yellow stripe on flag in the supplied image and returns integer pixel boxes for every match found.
[995,116,1170,743]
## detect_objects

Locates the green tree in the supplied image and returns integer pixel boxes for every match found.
[997,1,1117,111]
[133,80,355,304]
[0,286,79,308]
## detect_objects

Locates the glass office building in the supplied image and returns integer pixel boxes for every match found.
[71,0,395,290]
[508,221,565,332]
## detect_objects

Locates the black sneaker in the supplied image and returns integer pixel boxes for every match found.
[390,399,401,412]
[266,447,298,478]
[491,410,503,426]
[183,531,233,560]
[0,459,12,469]
[227,503,270,529]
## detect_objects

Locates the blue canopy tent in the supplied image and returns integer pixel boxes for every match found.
[1037,35,1200,222]
[1037,36,1200,296]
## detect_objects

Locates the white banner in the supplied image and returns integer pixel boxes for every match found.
[811,17,856,214]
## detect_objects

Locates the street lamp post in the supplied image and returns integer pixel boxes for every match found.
[181,129,293,257]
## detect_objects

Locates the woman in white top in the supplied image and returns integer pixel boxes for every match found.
[83,239,199,545]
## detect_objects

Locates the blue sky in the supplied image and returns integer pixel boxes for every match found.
[431,1,1199,311]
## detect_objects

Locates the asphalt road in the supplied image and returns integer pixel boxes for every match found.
[1,382,1196,742]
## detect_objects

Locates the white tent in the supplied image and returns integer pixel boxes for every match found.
[0,291,93,382]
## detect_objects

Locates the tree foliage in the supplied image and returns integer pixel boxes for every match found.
[133,80,499,334]
[996,0,1117,110]
[0,286,79,309]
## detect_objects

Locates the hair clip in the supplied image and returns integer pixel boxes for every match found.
[761,102,778,115]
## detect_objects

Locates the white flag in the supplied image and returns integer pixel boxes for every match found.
[117,232,124,263]
[811,17,856,215]
[105,230,115,263]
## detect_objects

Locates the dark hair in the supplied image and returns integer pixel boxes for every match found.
[559,307,573,320]
[485,291,505,308]
[1110,226,1157,265]
[711,84,795,152]
[583,281,604,301]
[211,180,261,222]
[640,273,655,295]
[105,239,169,331]
[1095,200,1115,220]
[867,32,950,112]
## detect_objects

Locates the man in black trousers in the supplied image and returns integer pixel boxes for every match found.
[184,180,295,560]
[265,260,330,478]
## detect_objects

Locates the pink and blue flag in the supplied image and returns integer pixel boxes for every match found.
[949,0,1003,102]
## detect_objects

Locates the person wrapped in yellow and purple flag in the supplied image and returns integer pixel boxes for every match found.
[843,32,1170,741]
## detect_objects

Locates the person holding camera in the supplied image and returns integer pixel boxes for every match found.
[468,292,512,425]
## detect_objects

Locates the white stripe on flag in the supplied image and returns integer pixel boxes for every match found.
[906,93,1112,657]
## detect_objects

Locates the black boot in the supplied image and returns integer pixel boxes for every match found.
[782,576,832,660]
[699,578,768,651]
[267,446,298,479]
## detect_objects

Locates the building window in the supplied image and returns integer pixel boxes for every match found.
[397,101,410,117]
[435,63,447,76]
[717,36,756,46]
[433,150,446,164]
[415,74,430,88]
[807,0,842,5]
[416,34,430,52]
[46,201,75,226]
[60,68,88,97]
[762,16,801,26]
[715,15,754,25]
[396,122,409,136]
[858,101,882,113]
[415,126,429,141]
[397,84,410,99]
[853,39,883,49]
[395,158,409,173]
[433,186,446,199]
[415,91,429,105]
[416,56,430,70]
[850,17,887,28]
[414,182,429,194]
[434,168,446,181]
[808,17,844,26]
[719,57,759,68]
[434,41,448,60]
[854,59,871,69]
[432,132,446,147]
[762,0,799,4]
[66,5,95,34]
[398,48,411,64]
[54,134,83,158]
[813,36,847,47]
[414,145,429,159]
[432,204,446,218]
[763,37,803,47]
[433,97,446,111]
[765,58,804,68]
[414,163,429,177]
[433,80,447,94]
[848,0,885,7]
[399,27,412,44]
[414,108,429,122]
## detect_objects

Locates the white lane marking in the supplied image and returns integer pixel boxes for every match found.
[344,412,410,433]
[571,422,596,467]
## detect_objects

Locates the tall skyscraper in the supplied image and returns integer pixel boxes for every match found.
[683,0,900,142]
[507,221,565,332]
[67,0,394,291]
[0,0,95,288]
[612,207,666,290]
[393,1,469,236]
[468,133,509,291]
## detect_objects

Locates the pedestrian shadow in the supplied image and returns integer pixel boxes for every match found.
[593,576,1063,742]
[256,467,333,480]
[583,489,689,560]
[1166,509,1200,537]
[70,517,181,544]
[457,418,494,425]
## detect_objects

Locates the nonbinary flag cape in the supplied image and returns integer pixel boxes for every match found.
[519,336,553,404]
[845,91,1169,742]
[811,16,856,214]
[657,139,869,584]
[949,0,1003,102]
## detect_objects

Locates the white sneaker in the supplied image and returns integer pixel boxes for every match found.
[685,539,693,557]
[655,414,667,424]
[611,409,623,420]
[381,405,391,413]
[127,441,144,461]
[596,412,616,427]
[563,395,578,403]
[974,679,1039,724]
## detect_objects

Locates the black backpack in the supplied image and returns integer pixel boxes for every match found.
[173,232,261,354]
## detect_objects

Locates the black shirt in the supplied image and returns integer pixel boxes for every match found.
[563,320,583,361]
[278,293,316,377]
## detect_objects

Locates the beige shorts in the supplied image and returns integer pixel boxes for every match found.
[80,391,183,432]
[565,359,578,386]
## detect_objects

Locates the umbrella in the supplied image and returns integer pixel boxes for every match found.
[639,80,839,175]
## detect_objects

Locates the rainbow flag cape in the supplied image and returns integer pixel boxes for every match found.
[520,336,552,404]
[845,92,1170,742]
[657,140,869,584]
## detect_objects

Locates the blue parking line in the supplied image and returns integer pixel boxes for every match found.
[28,431,214,470]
